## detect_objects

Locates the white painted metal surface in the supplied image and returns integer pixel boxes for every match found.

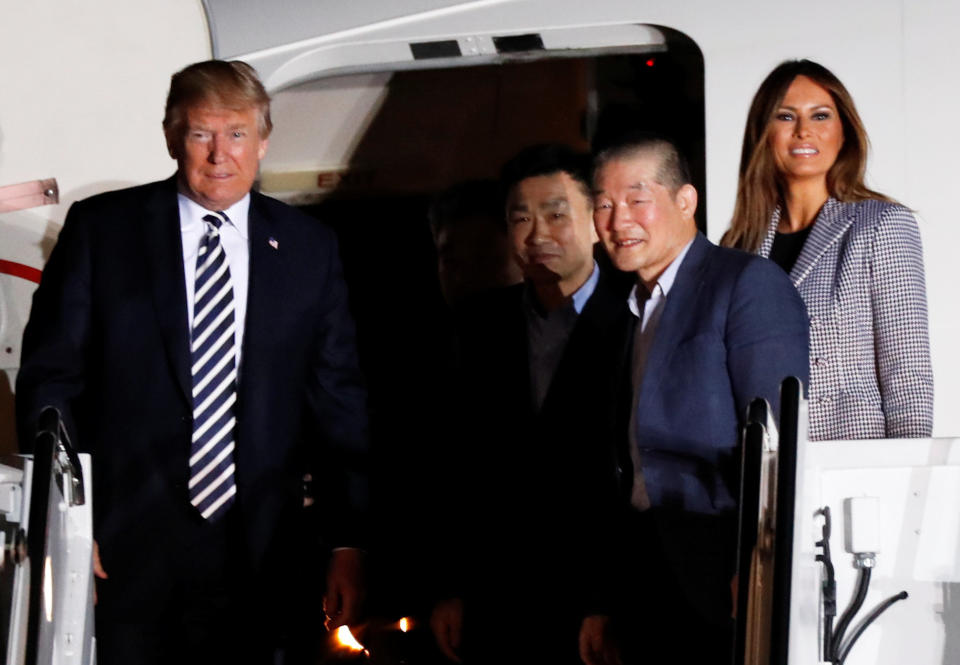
[795,439,960,665]
[1,454,95,665]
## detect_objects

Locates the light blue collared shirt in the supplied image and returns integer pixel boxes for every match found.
[572,260,600,314]
[179,194,251,363]
[627,238,693,325]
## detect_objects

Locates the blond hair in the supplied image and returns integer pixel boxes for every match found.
[163,60,272,144]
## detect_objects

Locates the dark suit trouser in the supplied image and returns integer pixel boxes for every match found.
[461,575,585,665]
[613,510,736,665]
[454,521,595,665]
[95,507,278,665]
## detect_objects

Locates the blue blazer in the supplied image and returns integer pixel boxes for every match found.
[611,233,809,625]
[631,233,809,515]
[16,177,369,602]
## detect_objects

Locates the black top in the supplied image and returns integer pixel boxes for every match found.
[769,225,813,274]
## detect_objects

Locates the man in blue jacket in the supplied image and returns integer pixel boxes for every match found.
[580,135,809,665]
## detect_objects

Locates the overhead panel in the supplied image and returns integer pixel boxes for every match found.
[202,0,484,59]
[202,1,665,92]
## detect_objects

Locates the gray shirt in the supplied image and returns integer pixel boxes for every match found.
[523,262,599,412]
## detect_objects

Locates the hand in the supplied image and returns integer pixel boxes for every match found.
[323,549,365,629]
[92,539,108,604]
[302,473,315,507]
[430,597,464,663]
[579,614,621,665]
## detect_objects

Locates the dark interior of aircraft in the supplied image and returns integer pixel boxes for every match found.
[291,36,704,661]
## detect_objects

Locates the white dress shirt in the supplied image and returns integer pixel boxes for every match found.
[179,194,250,366]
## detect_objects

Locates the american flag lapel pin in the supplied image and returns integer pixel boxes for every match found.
[268,237,279,250]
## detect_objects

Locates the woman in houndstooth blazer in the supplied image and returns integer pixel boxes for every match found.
[723,59,933,440]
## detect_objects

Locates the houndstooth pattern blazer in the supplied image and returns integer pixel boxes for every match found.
[759,197,934,440]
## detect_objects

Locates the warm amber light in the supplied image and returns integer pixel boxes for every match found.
[43,556,54,623]
[399,617,411,632]
[335,625,366,652]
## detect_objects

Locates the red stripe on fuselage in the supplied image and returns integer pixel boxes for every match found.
[0,259,42,284]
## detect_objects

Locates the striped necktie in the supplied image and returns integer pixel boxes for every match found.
[188,211,238,520]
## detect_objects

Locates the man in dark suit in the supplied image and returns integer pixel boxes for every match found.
[15,60,368,664]
[579,135,809,665]
[430,144,628,664]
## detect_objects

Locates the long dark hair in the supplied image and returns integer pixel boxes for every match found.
[723,59,891,251]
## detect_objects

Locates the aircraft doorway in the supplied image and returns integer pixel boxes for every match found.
[259,28,705,657]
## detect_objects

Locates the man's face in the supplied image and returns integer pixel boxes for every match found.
[593,154,697,286]
[169,105,268,211]
[435,214,519,305]
[506,172,597,295]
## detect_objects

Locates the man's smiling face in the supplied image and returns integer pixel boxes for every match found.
[593,152,697,288]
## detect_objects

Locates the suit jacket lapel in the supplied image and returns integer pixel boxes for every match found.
[240,193,284,407]
[541,270,624,416]
[636,233,710,403]
[760,198,856,287]
[789,198,854,287]
[143,176,192,405]
[510,288,535,412]
[759,210,779,257]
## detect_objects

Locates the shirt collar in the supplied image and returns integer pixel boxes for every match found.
[627,237,694,317]
[178,193,250,240]
[524,260,600,316]
[571,261,600,314]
